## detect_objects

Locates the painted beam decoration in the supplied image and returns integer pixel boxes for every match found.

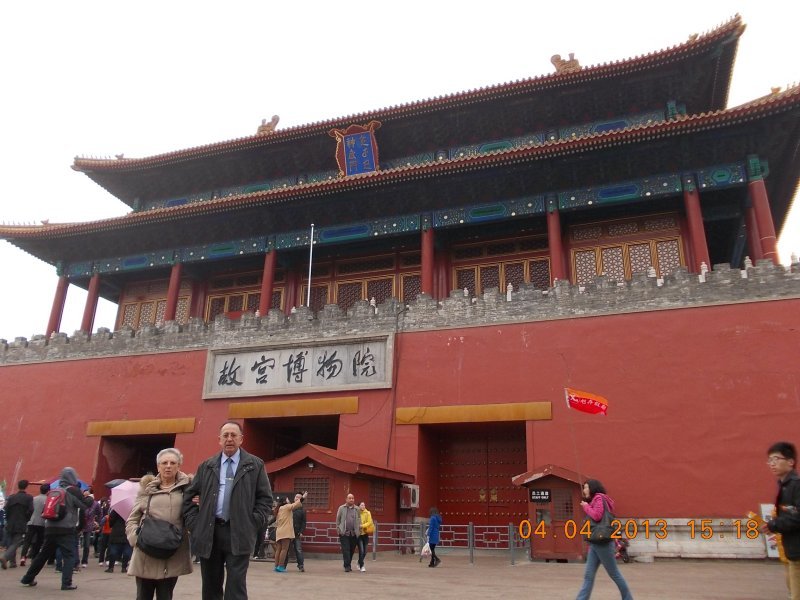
[203,335,393,399]
[329,121,381,176]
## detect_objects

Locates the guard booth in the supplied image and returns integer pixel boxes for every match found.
[512,464,588,561]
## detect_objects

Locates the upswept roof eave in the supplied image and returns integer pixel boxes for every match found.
[8,81,799,244]
[71,15,744,175]
[264,443,414,481]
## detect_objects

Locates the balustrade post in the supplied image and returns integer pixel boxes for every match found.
[468,522,475,564]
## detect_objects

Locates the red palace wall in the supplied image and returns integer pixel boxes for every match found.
[1,298,798,520]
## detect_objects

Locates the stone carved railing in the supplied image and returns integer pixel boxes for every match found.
[2,260,798,365]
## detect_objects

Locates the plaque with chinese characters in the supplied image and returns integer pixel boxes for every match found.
[203,335,392,398]
[328,121,381,177]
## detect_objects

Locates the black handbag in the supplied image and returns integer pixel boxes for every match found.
[588,498,614,544]
[135,495,183,559]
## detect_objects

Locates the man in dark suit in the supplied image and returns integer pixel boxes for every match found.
[183,421,272,600]
[1,479,33,569]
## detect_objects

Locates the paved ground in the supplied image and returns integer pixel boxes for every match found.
[0,552,789,599]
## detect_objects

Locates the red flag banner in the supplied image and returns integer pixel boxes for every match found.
[565,387,608,416]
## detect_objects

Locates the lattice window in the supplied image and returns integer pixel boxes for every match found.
[456,268,476,295]
[271,289,283,310]
[246,293,260,312]
[644,216,678,232]
[121,304,137,328]
[228,295,245,312]
[572,225,602,241]
[608,222,639,237]
[629,243,653,274]
[530,259,551,289]
[366,278,394,305]
[176,297,190,324]
[504,262,525,291]
[402,274,421,303]
[600,246,625,282]
[208,297,226,320]
[308,285,329,313]
[293,477,330,510]
[337,282,363,312]
[479,265,500,292]
[575,250,598,286]
[656,239,682,277]
[552,489,574,520]
[140,302,155,325]
[369,480,385,513]
[155,300,167,324]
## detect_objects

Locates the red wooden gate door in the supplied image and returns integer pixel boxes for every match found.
[438,425,528,526]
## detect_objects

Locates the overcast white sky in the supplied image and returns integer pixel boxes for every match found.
[0,1,797,341]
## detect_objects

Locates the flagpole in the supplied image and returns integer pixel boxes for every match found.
[306,223,314,308]
[565,388,585,490]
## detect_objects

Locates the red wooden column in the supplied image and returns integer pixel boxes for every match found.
[749,178,780,264]
[163,262,183,322]
[46,275,69,338]
[434,251,449,301]
[682,175,711,272]
[744,202,764,262]
[421,226,435,296]
[80,273,101,335]
[258,250,277,316]
[546,198,567,282]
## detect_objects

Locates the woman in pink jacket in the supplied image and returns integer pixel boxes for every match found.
[576,479,633,600]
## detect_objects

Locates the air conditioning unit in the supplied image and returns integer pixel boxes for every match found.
[400,483,420,509]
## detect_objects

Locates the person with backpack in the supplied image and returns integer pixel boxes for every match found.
[19,467,92,591]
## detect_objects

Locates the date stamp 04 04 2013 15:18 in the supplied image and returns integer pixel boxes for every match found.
[517,518,762,541]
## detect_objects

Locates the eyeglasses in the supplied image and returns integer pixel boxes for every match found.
[766,456,789,465]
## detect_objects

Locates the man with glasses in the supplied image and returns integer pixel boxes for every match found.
[762,441,800,600]
[184,421,272,600]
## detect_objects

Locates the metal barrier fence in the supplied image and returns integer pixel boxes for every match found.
[302,521,530,565]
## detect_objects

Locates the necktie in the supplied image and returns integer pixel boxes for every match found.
[221,458,234,522]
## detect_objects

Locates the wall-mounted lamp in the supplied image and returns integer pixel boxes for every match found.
[307,461,315,471]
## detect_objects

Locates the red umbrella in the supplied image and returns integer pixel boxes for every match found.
[109,480,140,521]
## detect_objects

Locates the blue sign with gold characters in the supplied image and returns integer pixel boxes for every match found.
[329,121,382,177]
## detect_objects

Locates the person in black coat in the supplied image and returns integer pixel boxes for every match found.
[1,480,33,568]
[104,510,131,573]
[762,441,800,600]
[183,421,272,600]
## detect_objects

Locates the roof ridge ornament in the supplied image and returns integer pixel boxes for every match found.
[551,53,582,74]
[257,115,280,135]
